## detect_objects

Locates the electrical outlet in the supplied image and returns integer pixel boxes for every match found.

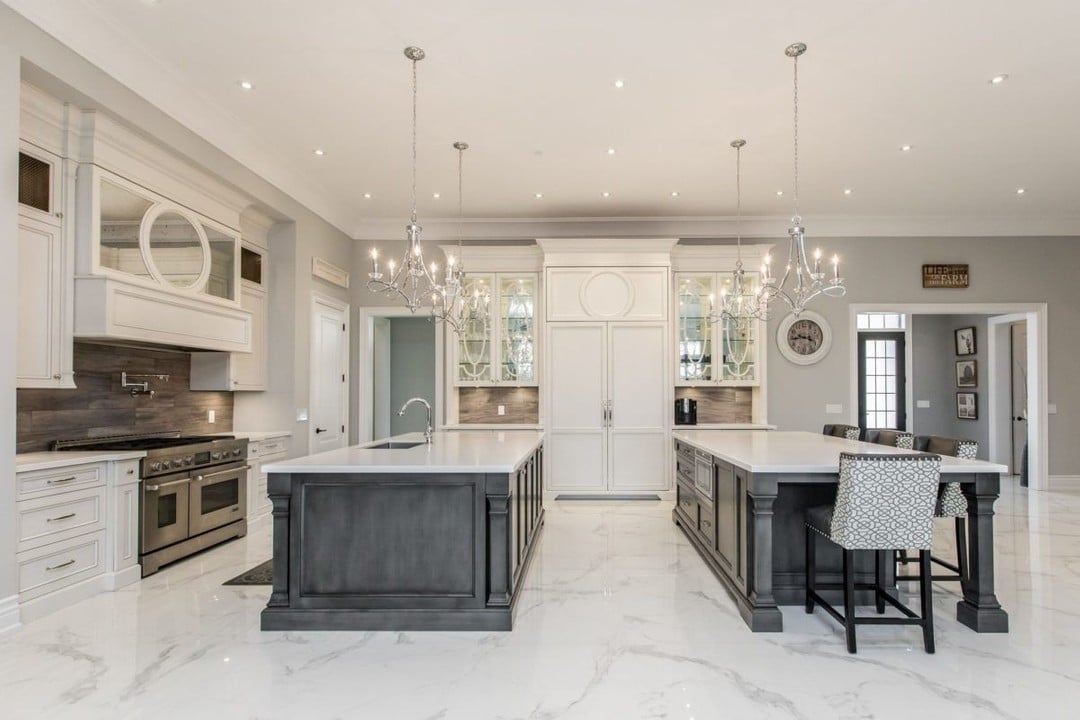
[825,404,843,415]
[1048,404,1058,415]
[917,400,931,409]
[207,409,216,424]
[497,405,506,416]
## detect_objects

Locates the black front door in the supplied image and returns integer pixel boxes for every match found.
[858,331,907,432]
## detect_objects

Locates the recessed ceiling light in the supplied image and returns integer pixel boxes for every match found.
[990,74,1009,85]
[363,193,372,199]
[843,188,853,196]
[670,191,680,197]
[613,79,625,89]
[601,191,611,198]
[535,193,544,199]
[432,192,440,199]
[607,147,617,155]
[238,80,254,91]
[900,144,913,152]
[1016,187,1026,195]
[313,148,325,156]
[775,190,784,197]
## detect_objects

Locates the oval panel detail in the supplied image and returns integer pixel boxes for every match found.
[580,271,634,318]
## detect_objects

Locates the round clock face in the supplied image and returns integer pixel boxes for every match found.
[776,311,832,365]
[787,319,824,356]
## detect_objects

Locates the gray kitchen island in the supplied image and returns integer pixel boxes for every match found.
[672,430,1009,634]
[260,430,544,631]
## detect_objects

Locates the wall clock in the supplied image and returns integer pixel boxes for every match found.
[777,310,832,365]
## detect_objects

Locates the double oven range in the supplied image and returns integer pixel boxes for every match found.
[54,432,249,576]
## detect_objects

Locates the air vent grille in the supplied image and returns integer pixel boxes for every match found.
[18,152,51,213]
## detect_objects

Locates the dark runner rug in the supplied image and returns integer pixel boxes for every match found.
[223,559,273,586]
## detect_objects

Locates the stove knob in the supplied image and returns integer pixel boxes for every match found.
[183,457,193,466]
[232,448,242,457]
[211,452,222,461]
[150,462,162,472]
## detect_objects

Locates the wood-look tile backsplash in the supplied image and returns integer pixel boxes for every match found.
[17,342,234,452]
[457,387,540,424]
[674,386,753,424]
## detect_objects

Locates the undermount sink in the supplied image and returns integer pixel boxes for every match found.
[366,441,425,450]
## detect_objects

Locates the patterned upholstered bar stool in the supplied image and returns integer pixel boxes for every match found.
[822,424,861,441]
[897,436,977,582]
[865,429,914,449]
[805,452,942,654]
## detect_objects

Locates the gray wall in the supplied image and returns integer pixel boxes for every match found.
[910,314,989,457]
[388,318,437,436]
[1,40,20,627]
[764,235,1077,475]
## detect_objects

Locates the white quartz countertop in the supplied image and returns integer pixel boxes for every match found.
[442,423,544,430]
[16,450,147,472]
[263,430,544,474]
[673,430,1009,475]
[675,423,776,430]
[213,431,292,442]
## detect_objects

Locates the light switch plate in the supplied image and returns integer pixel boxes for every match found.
[1048,404,1058,414]
[917,400,931,409]
[296,408,309,422]
[825,404,843,415]
[497,405,506,416]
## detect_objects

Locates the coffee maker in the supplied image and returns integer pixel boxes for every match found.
[674,398,697,425]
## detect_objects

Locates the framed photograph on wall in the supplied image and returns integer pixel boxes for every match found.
[956,359,978,388]
[957,392,978,420]
[955,326,977,356]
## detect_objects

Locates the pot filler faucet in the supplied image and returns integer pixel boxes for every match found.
[398,397,434,444]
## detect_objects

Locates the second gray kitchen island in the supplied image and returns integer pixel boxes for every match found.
[260,430,544,631]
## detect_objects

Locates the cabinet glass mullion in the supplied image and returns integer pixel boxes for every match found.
[676,271,760,386]
[677,274,715,382]
[456,274,494,383]
[499,275,536,384]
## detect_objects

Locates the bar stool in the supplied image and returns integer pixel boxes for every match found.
[899,436,977,582]
[805,452,941,654]
[822,424,861,441]
[866,429,914,449]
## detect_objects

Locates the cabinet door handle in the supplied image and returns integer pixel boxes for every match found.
[46,559,76,571]
[47,476,77,485]
[46,513,77,523]
[53,374,62,380]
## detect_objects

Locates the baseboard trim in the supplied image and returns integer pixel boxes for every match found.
[555,494,662,501]
[103,564,142,591]
[0,594,20,636]
[1049,475,1080,491]
[18,575,109,625]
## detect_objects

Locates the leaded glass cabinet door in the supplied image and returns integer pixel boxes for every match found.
[499,275,537,384]
[677,274,714,383]
[717,271,760,384]
[457,273,493,383]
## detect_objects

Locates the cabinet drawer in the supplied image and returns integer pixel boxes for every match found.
[17,486,106,553]
[259,439,288,456]
[17,530,106,601]
[697,503,717,548]
[676,483,698,524]
[18,464,104,500]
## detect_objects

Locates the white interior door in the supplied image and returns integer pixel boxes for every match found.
[1011,322,1028,474]
[608,323,668,490]
[547,323,606,491]
[310,294,349,454]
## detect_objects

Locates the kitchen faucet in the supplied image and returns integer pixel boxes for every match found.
[398,397,434,443]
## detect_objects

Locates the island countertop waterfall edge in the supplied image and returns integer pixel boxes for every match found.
[260,430,545,632]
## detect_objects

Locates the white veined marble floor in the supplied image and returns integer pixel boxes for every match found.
[2,477,1078,720]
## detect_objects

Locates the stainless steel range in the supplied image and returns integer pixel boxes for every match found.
[54,432,249,576]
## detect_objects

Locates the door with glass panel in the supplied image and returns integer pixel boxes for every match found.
[858,332,907,431]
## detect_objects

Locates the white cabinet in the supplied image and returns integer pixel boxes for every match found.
[546,267,667,322]
[547,322,669,493]
[246,435,289,525]
[17,143,74,389]
[106,459,141,589]
[190,278,268,390]
[452,272,539,386]
[675,271,762,386]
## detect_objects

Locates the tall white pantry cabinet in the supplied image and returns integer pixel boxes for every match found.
[540,239,676,495]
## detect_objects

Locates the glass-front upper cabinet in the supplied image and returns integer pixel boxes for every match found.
[94,169,241,304]
[675,271,761,386]
[454,272,539,386]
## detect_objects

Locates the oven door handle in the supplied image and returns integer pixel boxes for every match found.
[144,478,191,492]
[195,465,251,483]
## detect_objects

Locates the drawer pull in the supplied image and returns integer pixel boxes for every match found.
[126,469,135,475]
[47,476,78,485]
[46,513,77,523]
[46,559,76,571]
[702,519,712,529]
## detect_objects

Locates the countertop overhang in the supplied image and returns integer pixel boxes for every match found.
[263,430,545,475]
[673,430,1009,475]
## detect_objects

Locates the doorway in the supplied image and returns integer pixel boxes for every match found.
[358,307,444,443]
[857,330,907,432]
[309,293,350,454]
[988,315,1030,479]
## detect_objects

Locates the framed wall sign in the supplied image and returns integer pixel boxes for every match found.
[956,359,977,388]
[923,264,970,289]
[957,392,978,420]
[955,326,977,356]
[777,311,832,365]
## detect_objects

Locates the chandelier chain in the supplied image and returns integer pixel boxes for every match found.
[792,51,800,222]
[735,141,743,269]
[410,56,418,224]
[457,144,464,250]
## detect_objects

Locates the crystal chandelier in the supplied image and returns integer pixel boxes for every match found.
[760,43,846,316]
[431,141,490,333]
[713,138,768,323]
[366,46,445,312]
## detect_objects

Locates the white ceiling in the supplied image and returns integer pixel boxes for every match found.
[7,0,1080,236]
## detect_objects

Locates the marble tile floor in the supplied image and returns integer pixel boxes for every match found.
[2,477,1078,719]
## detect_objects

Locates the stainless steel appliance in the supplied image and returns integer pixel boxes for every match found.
[694,449,714,500]
[675,398,698,425]
[54,432,249,576]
